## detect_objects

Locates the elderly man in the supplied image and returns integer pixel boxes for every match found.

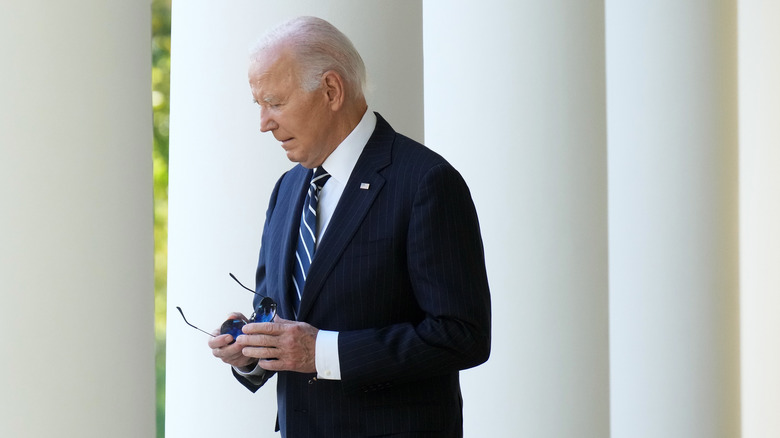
[208,16,491,437]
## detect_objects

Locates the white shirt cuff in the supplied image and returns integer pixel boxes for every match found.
[315,330,341,380]
[233,362,266,378]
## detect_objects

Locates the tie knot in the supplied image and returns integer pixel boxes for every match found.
[311,167,331,189]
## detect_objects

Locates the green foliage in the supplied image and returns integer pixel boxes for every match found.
[152,0,171,436]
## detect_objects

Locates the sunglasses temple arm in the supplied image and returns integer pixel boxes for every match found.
[229,272,260,295]
[176,306,216,338]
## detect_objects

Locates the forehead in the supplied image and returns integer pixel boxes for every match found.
[248,48,299,95]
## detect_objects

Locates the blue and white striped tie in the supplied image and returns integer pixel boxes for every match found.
[291,167,331,317]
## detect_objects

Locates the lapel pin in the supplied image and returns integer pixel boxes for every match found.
[360,183,370,190]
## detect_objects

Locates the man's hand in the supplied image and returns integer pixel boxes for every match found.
[208,312,258,370]
[237,317,319,374]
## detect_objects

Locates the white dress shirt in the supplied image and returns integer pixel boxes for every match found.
[236,109,376,381]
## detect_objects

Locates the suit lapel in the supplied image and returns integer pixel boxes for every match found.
[297,114,395,321]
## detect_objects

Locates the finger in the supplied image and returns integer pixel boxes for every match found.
[219,350,253,367]
[207,333,234,349]
[211,337,243,356]
[253,354,300,373]
[242,321,279,335]
[241,346,279,361]
[212,342,250,366]
[236,333,278,348]
[257,358,285,371]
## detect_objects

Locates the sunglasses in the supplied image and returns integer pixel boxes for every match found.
[176,273,277,342]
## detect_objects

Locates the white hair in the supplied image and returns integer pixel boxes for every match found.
[251,16,367,100]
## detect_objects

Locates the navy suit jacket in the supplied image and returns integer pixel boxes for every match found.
[234,113,491,437]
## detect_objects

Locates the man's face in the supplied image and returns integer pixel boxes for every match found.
[248,48,337,169]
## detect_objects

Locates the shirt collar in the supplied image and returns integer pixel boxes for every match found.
[321,109,377,185]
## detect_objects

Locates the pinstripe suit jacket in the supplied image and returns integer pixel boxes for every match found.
[235,113,491,437]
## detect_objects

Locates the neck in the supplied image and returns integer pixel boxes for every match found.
[338,98,369,136]
[320,99,368,160]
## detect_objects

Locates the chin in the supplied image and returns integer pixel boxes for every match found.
[287,154,309,168]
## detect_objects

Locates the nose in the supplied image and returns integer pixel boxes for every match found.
[259,107,277,133]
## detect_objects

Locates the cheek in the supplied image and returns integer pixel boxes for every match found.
[287,95,328,141]
[306,108,330,134]
[293,110,320,138]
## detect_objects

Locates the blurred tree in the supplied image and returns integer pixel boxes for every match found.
[152,0,171,436]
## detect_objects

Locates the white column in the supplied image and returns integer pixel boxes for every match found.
[165,1,423,436]
[424,2,610,437]
[0,2,154,437]
[606,2,740,437]
[739,1,780,437]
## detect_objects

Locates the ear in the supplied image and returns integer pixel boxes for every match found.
[321,70,345,111]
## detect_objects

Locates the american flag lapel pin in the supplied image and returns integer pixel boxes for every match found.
[360,183,370,190]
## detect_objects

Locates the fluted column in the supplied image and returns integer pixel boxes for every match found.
[739,0,780,436]
[606,2,740,437]
[424,2,610,436]
[165,1,423,436]
[0,2,154,437]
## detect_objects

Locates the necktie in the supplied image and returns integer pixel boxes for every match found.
[291,167,331,317]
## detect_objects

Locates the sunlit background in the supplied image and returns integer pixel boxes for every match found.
[152,1,171,436]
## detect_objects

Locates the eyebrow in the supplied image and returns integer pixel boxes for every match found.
[258,93,283,104]
[251,95,277,105]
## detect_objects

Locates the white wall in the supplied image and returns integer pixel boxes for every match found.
[739,0,780,436]
[0,1,154,437]
[165,2,423,437]
[606,2,741,436]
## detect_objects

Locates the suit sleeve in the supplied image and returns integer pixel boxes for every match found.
[337,162,491,391]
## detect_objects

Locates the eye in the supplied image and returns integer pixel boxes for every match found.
[260,97,284,110]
